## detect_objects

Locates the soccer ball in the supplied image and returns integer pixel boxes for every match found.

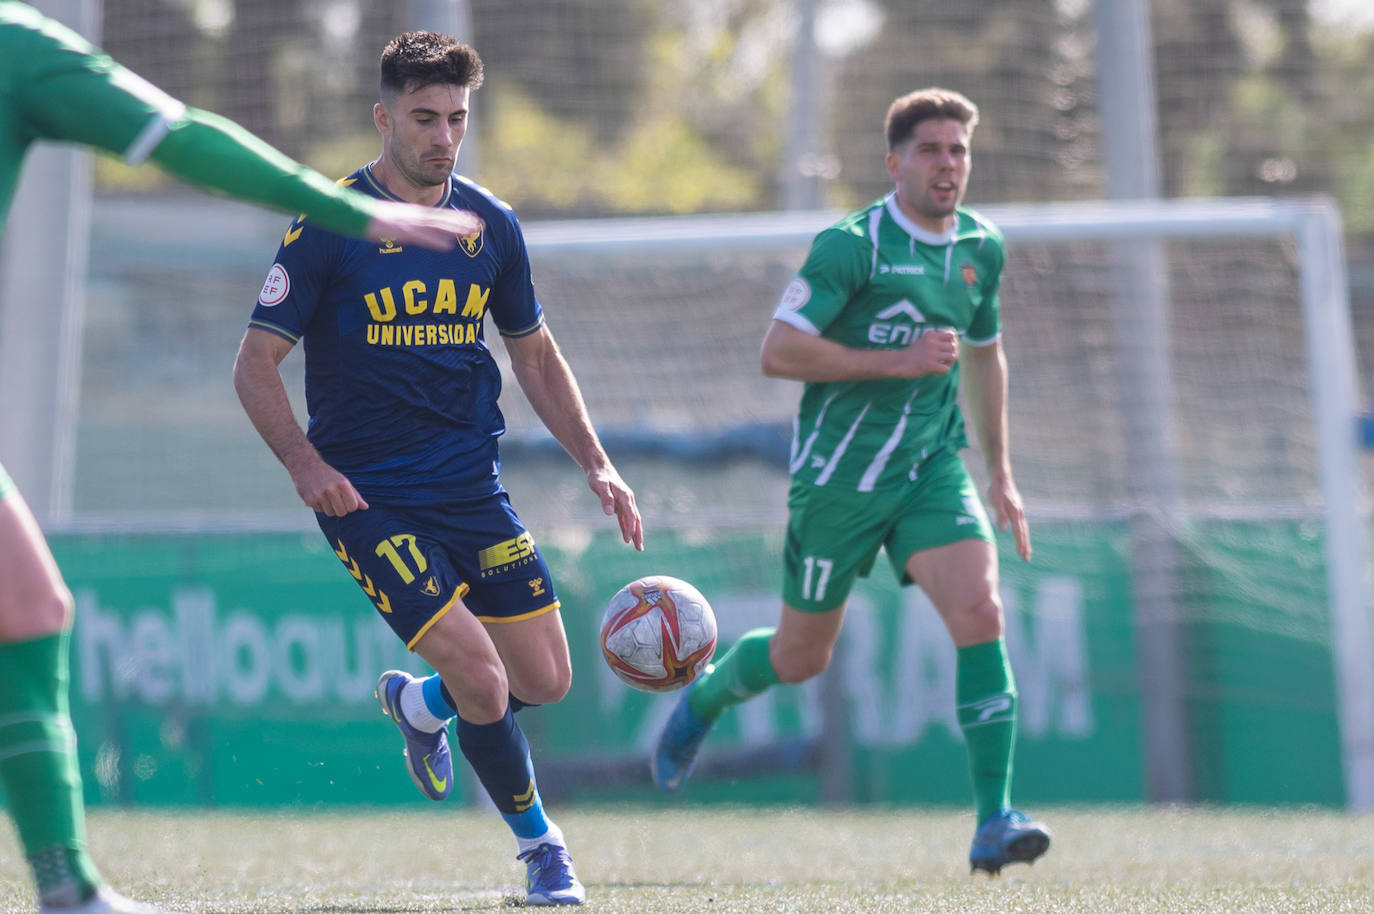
[599,575,718,693]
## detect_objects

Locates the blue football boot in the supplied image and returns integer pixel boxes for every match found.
[650,680,714,792]
[969,808,1052,875]
[374,670,452,801]
[518,843,586,906]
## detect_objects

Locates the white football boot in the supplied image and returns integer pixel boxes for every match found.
[39,886,195,914]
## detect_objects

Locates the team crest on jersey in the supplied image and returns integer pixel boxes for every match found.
[419,575,441,596]
[961,263,978,287]
[458,230,483,258]
[258,264,290,306]
[378,238,403,254]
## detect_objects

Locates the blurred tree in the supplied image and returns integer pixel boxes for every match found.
[101,0,197,99]
[86,0,1374,263]
[469,0,654,141]
[1154,0,1329,197]
[825,0,1088,208]
[470,1,788,215]
[223,0,308,153]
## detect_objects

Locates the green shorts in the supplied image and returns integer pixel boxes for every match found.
[782,448,994,612]
[0,462,14,502]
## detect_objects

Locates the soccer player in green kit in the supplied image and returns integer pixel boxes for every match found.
[0,4,485,913]
[652,87,1051,875]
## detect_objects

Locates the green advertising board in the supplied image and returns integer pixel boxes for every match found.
[41,519,1342,810]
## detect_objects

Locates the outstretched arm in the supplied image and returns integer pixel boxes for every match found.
[148,109,485,249]
[504,325,643,551]
[10,8,481,250]
[962,339,1031,562]
[231,328,368,517]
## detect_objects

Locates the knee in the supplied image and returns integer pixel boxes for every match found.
[515,678,569,708]
[4,582,74,640]
[513,658,572,706]
[444,657,511,722]
[958,595,1005,643]
[42,584,75,631]
[770,641,831,685]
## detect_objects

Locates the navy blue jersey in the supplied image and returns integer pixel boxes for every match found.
[248,166,544,505]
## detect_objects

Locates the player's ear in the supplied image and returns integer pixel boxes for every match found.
[885,150,901,181]
[373,102,390,136]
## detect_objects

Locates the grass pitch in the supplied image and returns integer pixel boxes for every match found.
[1,805,1371,913]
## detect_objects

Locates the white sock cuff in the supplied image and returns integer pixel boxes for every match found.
[517,822,565,855]
[399,679,446,733]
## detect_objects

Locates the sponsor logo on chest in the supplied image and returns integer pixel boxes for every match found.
[867,299,927,345]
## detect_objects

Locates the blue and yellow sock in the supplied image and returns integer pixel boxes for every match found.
[454,707,555,850]
[420,673,536,718]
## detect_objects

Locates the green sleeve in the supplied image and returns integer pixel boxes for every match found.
[790,227,871,334]
[4,3,376,238]
[965,239,1004,345]
[6,3,176,158]
[148,107,375,238]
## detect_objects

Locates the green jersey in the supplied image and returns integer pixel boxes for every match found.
[0,1,185,216]
[773,194,1004,492]
[0,1,374,238]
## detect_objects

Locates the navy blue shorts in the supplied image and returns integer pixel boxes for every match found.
[316,493,560,650]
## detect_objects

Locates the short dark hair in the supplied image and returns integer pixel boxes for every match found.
[380,31,484,100]
[884,87,979,151]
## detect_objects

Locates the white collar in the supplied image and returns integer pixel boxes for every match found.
[884,193,956,246]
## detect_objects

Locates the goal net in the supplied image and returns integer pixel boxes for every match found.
[507,198,1373,809]
[64,190,1374,809]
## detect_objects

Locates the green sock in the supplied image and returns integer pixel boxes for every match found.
[687,627,782,722]
[0,633,102,904]
[956,638,1018,824]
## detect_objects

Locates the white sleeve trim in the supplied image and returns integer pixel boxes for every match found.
[119,71,187,164]
[964,330,1002,348]
[123,112,174,164]
[771,307,822,336]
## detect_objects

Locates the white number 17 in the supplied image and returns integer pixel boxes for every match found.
[801,556,833,601]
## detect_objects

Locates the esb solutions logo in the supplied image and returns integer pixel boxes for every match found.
[74,587,421,707]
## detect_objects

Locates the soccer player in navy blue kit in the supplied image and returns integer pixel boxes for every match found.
[233,32,642,907]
